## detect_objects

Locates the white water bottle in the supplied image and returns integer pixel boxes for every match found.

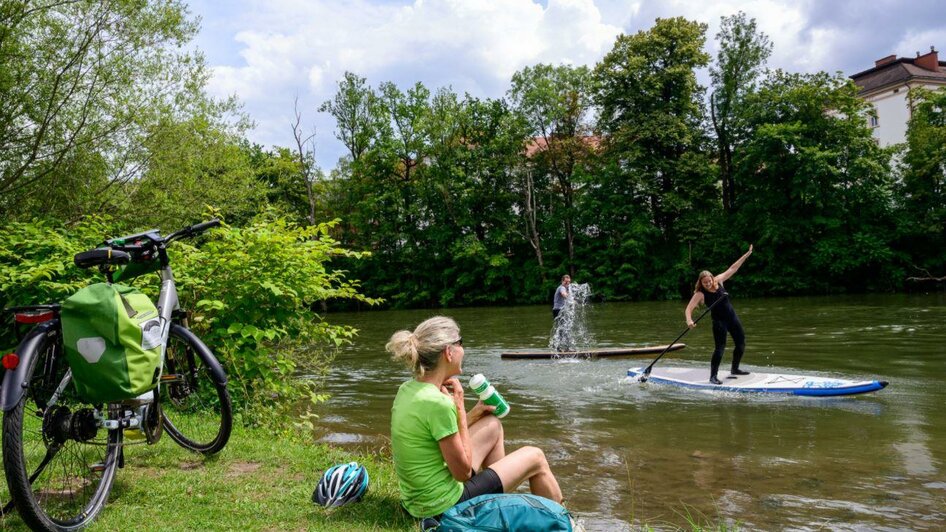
[469,374,510,418]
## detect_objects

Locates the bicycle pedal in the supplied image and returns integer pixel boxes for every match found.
[90,463,107,473]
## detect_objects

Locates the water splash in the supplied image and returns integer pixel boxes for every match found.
[549,283,595,352]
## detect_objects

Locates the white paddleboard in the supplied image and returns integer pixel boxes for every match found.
[627,366,888,396]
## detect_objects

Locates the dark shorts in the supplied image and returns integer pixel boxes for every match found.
[552,308,562,318]
[420,468,504,528]
[458,467,504,503]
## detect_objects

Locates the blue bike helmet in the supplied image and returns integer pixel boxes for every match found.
[313,462,369,507]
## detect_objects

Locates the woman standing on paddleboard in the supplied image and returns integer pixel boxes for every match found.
[684,245,754,385]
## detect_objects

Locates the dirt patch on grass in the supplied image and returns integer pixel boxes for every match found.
[227,461,261,477]
[179,461,204,471]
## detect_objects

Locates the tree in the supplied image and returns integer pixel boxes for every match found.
[509,64,595,274]
[734,71,898,292]
[290,97,323,226]
[710,12,772,212]
[0,0,205,220]
[318,72,380,163]
[114,105,264,230]
[898,87,946,278]
[591,17,716,298]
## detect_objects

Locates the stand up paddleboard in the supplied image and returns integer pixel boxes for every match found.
[626,366,888,396]
[501,344,686,360]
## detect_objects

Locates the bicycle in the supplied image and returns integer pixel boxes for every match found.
[1,219,233,531]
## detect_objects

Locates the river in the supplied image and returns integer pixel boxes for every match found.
[315,293,946,530]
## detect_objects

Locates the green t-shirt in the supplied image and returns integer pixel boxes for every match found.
[391,379,463,518]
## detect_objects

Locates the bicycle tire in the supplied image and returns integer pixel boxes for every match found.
[2,322,121,532]
[160,324,232,454]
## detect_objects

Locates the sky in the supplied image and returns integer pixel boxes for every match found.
[187,0,946,169]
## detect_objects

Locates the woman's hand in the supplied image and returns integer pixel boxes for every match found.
[745,244,753,256]
[440,377,465,414]
[687,319,696,329]
[466,400,496,426]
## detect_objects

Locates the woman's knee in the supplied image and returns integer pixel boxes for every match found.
[480,414,503,438]
[522,446,549,471]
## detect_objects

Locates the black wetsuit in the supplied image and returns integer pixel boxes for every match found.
[700,282,746,378]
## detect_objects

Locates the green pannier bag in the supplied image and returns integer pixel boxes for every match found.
[61,283,162,403]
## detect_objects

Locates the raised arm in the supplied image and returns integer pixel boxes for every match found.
[715,244,753,284]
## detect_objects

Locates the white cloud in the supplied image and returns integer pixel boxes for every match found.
[894,30,946,60]
[200,0,623,166]
[192,0,946,167]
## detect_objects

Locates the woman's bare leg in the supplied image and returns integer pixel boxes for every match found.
[487,446,562,503]
[469,415,505,470]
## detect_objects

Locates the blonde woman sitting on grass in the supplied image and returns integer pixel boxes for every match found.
[386,316,562,522]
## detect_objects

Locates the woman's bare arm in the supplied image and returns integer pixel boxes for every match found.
[716,244,753,284]
[685,291,704,328]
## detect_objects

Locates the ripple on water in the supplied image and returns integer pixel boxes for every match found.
[318,432,370,444]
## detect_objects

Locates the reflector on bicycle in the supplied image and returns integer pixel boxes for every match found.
[61,283,163,403]
[2,353,19,369]
[14,310,55,323]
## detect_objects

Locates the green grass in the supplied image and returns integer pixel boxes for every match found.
[1,418,416,531]
[1,419,741,531]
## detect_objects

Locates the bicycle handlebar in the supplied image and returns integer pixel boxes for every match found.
[74,219,220,270]
[166,219,221,242]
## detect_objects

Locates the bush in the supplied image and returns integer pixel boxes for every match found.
[0,217,117,348]
[0,214,378,429]
[169,213,380,428]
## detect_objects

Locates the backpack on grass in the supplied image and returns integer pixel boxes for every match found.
[435,493,573,532]
[61,283,162,403]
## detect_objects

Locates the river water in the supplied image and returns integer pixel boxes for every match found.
[315,293,946,530]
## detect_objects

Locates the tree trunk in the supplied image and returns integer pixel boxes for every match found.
[523,171,545,268]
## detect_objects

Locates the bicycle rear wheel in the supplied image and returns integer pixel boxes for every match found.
[2,322,120,532]
[160,324,232,454]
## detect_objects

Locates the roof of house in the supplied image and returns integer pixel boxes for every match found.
[851,57,946,95]
[523,135,602,158]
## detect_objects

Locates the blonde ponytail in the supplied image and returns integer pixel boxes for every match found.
[386,316,460,377]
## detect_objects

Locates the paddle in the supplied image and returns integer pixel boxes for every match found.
[638,293,729,382]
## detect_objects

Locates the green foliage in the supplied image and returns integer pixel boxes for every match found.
[710,12,772,212]
[0,0,205,219]
[899,87,946,276]
[171,214,380,426]
[509,63,596,272]
[733,71,900,292]
[0,215,378,428]
[112,108,264,230]
[0,217,118,348]
[590,17,717,298]
[4,11,940,330]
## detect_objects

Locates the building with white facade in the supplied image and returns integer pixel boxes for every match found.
[850,47,946,147]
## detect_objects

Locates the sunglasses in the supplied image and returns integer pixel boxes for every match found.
[452,337,463,346]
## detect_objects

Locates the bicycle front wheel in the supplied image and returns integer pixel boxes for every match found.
[160,324,232,454]
[2,321,120,532]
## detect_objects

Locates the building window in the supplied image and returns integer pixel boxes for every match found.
[869,115,879,128]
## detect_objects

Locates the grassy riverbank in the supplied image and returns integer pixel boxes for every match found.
[2,418,415,532]
[1,418,739,531]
